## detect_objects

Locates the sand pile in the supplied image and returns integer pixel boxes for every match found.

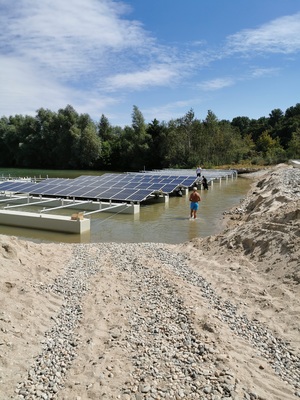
[0,164,299,400]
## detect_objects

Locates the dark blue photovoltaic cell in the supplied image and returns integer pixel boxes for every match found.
[30,184,65,196]
[47,186,76,196]
[43,178,72,185]
[21,183,41,191]
[171,177,184,184]
[77,185,98,194]
[148,183,165,190]
[125,189,154,201]
[27,183,48,191]
[96,188,125,198]
[123,182,140,189]
[0,181,37,192]
[114,189,137,198]
[157,178,173,184]
[0,182,14,190]
[29,183,60,194]
[134,182,151,189]
[147,175,160,180]
[77,189,105,198]
[160,184,178,192]
[0,182,20,190]
[181,178,196,186]
[107,189,130,200]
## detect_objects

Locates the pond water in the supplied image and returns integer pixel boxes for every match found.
[0,171,252,244]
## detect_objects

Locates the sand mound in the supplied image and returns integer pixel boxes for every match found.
[192,164,300,284]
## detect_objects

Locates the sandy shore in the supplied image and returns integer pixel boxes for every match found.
[0,164,299,400]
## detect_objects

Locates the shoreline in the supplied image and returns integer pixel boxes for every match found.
[1,164,299,399]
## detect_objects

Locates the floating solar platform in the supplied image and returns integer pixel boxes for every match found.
[0,172,201,203]
[0,169,237,234]
[0,169,236,204]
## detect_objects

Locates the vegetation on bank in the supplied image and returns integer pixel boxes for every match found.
[0,103,299,171]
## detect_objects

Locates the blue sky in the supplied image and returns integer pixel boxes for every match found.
[1,0,300,126]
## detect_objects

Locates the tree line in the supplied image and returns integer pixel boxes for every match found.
[0,103,299,171]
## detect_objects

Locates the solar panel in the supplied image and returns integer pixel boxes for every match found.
[171,177,185,184]
[135,182,152,189]
[77,188,106,198]
[124,189,154,202]
[108,189,133,201]
[123,182,141,189]
[0,181,37,192]
[0,181,24,191]
[42,178,72,185]
[96,188,126,198]
[156,178,172,184]
[160,184,179,193]
[147,176,161,181]
[147,183,165,190]
[181,177,197,186]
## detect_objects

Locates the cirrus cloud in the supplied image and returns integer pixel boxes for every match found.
[226,13,300,54]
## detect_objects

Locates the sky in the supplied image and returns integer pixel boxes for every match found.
[1,0,300,127]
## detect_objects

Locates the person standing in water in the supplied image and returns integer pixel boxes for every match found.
[189,187,201,219]
[202,176,209,190]
[196,166,202,178]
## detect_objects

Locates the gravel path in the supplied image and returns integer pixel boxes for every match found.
[15,240,300,399]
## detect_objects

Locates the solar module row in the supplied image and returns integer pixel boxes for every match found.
[73,173,196,185]
[0,173,198,203]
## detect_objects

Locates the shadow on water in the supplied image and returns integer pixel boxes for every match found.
[0,176,252,244]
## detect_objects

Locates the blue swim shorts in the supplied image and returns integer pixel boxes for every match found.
[190,202,199,211]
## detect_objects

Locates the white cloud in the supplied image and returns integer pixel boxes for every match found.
[105,65,179,91]
[0,0,196,119]
[0,55,119,118]
[0,0,166,117]
[226,13,300,54]
[249,67,279,78]
[198,77,234,91]
[0,0,152,80]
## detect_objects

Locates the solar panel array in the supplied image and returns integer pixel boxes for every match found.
[0,173,197,203]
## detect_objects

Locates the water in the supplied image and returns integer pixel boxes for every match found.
[0,176,252,244]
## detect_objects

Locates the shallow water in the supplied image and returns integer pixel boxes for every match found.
[0,177,252,244]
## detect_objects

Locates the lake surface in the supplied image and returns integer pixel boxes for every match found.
[0,168,252,244]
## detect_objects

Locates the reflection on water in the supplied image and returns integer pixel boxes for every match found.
[0,177,252,244]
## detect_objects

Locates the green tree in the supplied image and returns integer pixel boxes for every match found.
[77,124,101,168]
[0,117,16,166]
[256,131,277,153]
[286,130,300,159]
[119,105,151,170]
[256,130,286,164]
[132,105,146,137]
[146,119,168,169]
[98,114,113,141]
[164,119,185,167]
[231,116,251,137]
[269,108,284,128]
[34,108,58,168]
[202,110,221,165]
[17,115,42,167]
